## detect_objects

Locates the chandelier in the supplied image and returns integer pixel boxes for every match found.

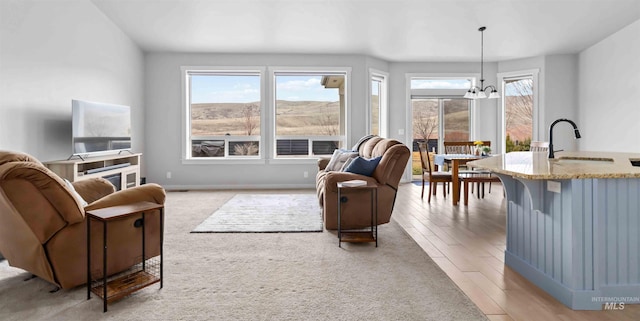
[464,26,500,99]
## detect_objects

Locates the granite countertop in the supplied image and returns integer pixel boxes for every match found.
[467,151,640,179]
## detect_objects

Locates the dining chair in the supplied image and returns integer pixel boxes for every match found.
[530,141,550,152]
[468,140,491,155]
[460,140,500,203]
[461,173,501,205]
[418,142,452,203]
[443,141,471,154]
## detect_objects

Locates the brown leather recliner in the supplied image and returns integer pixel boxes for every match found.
[0,150,165,289]
[316,136,410,230]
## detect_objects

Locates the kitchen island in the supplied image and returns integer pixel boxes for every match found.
[468,151,640,310]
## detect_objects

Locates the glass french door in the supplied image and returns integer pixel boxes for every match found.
[411,97,470,178]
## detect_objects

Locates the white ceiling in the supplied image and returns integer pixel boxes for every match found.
[91,0,640,62]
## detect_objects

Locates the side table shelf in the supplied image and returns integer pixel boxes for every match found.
[89,258,161,304]
[337,182,378,248]
[86,201,164,312]
[339,231,376,243]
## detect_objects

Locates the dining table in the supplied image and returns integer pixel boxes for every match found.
[434,154,481,205]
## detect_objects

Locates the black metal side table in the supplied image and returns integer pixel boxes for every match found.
[337,181,378,247]
[86,201,164,312]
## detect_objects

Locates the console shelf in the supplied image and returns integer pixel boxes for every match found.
[45,153,141,190]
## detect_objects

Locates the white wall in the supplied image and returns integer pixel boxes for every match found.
[544,55,579,152]
[0,0,144,161]
[579,19,640,152]
[144,53,376,188]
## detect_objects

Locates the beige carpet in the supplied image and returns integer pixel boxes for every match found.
[0,190,487,321]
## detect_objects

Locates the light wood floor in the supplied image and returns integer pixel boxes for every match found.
[393,181,640,321]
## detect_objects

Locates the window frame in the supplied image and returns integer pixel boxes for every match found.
[269,67,352,163]
[181,66,267,164]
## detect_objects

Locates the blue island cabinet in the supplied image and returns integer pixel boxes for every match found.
[494,174,640,310]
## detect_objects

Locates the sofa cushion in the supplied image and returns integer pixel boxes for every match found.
[351,134,376,151]
[343,156,382,176]
[325,149,359,172]
[359,136,384,158]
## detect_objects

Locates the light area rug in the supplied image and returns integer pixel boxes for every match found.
[192,193,322,233]
[0,190,487,321]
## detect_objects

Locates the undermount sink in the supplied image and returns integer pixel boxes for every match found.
[552,157,614,165]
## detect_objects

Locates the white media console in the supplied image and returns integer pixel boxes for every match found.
[45,153,141,191]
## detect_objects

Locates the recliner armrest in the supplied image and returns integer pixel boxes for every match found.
[317,157,330,171]
[84,183,166,211]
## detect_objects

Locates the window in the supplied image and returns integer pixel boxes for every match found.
[370,71,388,136]
[504,77,533,151]
[498,70,539,152]
[184,69,262,159]
[273,70,348,158]
[412,98,439,149]
[371,78,381,136]
[443,99,470,141]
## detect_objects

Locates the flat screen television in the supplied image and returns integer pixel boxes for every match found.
[72,99,131,156]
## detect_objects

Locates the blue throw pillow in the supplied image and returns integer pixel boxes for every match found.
[343,156,382,176]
